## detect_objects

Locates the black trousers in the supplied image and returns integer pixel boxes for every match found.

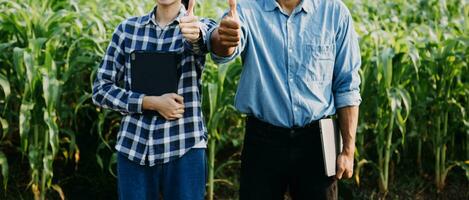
[239,117,338,200]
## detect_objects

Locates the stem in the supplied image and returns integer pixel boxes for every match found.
[33,125,40,200]
[435,115,441,192]
[41,128,48,200]
[378,129,385,192]
[383,112,395,194]
[417,135,422,174]
[439,111,449,191]
[207,136,216,200]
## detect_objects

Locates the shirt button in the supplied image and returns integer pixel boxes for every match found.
[289,48,293,52]
[294,107,298,111]
[289,78,293,82]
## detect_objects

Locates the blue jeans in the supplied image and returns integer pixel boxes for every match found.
[117,148,206,200]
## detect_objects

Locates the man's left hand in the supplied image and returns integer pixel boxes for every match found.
[336,150,354,179]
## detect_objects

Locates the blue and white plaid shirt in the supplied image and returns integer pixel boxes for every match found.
[92,6,217,166]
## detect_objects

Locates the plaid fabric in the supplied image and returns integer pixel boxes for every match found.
[92,6,217,166]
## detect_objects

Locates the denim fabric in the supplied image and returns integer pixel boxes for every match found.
[117,148,206,200]
[208,0,362,128]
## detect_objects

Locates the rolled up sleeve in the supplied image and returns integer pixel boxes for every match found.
[332,10,362,109]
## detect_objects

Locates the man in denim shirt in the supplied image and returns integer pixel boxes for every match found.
[209,0,361,199]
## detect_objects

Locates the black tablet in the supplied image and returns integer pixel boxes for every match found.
[130,50,181,115]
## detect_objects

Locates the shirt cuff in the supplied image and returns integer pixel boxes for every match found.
[127,92,145,114]
[334,90,362,109]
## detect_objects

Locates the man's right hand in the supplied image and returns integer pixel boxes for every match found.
[211,0,241,56]
[142,93,185,120]
[218,0,241,47]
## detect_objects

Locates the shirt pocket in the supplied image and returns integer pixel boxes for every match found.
[298,43,335,83]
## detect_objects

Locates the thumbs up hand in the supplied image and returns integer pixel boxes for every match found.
[218,0,241,47]
[180,0,201,43]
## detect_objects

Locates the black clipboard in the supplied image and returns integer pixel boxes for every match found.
[130,50,181,115]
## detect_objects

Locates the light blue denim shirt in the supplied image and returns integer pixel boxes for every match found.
[208,0,361,128]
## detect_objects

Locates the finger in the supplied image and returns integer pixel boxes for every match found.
[228,0,237,17]
[173,109,185,115]
[180,22,200,30]
[187,0,195,16]
[162,114,175,121]
[345,170,353,179]
[335,165,345,180]
[221,18,240,29]
[218,27,239,37]
[172,94,184,103]
[181,28,200,35]
[170,114,184,119]
[180,16,198,24]
[220,35,240,43]
[170,93,184,101]
[220,41,240,47]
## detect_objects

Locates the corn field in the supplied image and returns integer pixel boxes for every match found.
[0,0,467,199]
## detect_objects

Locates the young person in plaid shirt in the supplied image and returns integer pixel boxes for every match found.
[92,0,216,199]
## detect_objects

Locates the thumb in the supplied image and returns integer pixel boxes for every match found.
[187,0,195,16]
[228,0,237,17]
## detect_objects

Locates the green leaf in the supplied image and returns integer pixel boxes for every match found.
[74,93,92,116]
[19,101,34,152]
[108,153,117,178]
[23,50,35,87]
[217,64,229,88]
[41,51,60,110]
[96,154,104,170]
[0,117,8,140]
[0,74,10,100]
[0,151,8,191]
[13,47,25,81]
[381,48,394,89]
[44,110,59,156]
[408,45,420,79]
[207,83,218,120]
[396,88,412,121]
[51,184,65,200]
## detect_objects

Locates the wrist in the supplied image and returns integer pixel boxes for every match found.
[190,30,203,44]
[342,146,355,157]
[143,96,160,111]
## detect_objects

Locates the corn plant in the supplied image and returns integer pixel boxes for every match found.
[349,0,469,195]
[195,1,246,199]
[419,32,469,192]
[202,59,243,200]
[0,66,11,191]
[0,0,102,198]
[0,0,467,199]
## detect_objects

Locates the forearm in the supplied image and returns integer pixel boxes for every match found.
[92,80,143,114]
[210,28,237,57]
[142,96,165,111]
[142,96,155,111]
[337,106,359,156]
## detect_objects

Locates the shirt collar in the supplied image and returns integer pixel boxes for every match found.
[263,0,315,14]
[138,5,186,27]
